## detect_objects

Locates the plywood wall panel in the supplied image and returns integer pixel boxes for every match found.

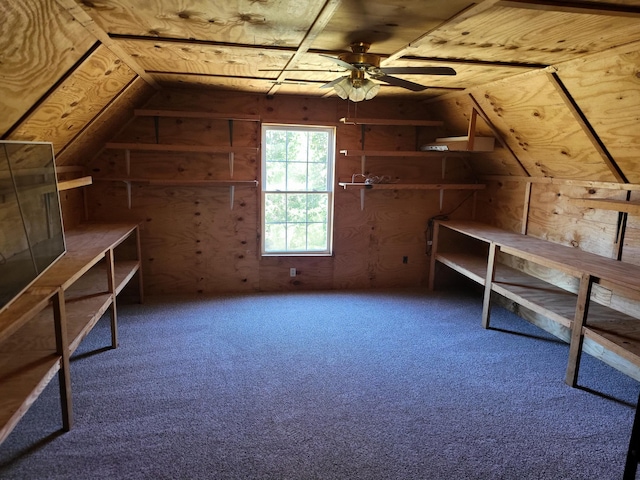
[474,180,525,232]
[555,46,640,183]
[87,90,476,294]
[526,184,620,257]
[471,73,620,181]
[0,0,95,135]
[8,45,136,154]
[56,77,156,166]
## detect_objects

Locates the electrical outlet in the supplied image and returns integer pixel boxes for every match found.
[290,267,296,277]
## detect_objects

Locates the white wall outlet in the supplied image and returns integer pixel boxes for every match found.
[290,267,296,277]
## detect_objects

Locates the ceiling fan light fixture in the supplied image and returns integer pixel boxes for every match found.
[333,76,380,102]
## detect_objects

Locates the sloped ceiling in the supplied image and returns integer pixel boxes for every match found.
[1,0,639,177]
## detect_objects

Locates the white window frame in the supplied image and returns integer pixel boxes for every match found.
[261,124,336,256]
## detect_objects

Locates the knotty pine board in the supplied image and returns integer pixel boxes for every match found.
[56,77,155,167]
[8,45,136,154]
[555,46,640,184]
[0,0,95,135]
[471,73,619,181]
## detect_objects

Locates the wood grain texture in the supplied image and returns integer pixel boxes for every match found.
[471,72,619,181]
[8,45,136,154]
[0,0,95,135]
[555,47,640,183]
[410,4,640,65]
[80,0,322,46]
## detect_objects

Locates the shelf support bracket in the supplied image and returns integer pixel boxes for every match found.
[229,185,235,210]
[482,242,499,329]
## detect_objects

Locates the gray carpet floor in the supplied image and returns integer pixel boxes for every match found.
[0,288,638,479]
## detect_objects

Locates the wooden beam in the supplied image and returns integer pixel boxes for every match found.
[135,110,260,122]
[58,176,92,191]
[568,197,640,215]
[547,71,627,184]
[53,0,160,89]
[267,0,342,96]
[480,176,640,191]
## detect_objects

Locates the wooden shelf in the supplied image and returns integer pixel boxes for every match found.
[58,176,92,191]
[105,142,258,154]
[422,136,495,152]
[134,109,260,122]
[338,182,485,190]
[96,178,258,187]
[339,149,466,157]
[0,223,142,445]
[430,220,640,385]
[568,197,640,215]
[340,117,444,127]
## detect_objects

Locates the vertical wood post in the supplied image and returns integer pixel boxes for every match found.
[52,289,73,431]
[135,225,144,304]
[105,248,118,349]
[428,221,440,291]
[565,273,594,386]
[482,242,498,329]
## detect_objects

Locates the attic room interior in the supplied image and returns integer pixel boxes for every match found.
[2,0,640,478]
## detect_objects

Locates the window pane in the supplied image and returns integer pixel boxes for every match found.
[287,162,308,191]
[266,161,286,191]
[264,193,287,223]
[286,131,308,162]
[287,223,307,251]
[286,194,307,223]
[309,131,328,163]
[265,223,286,251]
[308,162,328,191]
[307,223,327,250]
[307,194,328,222]
[265,131,287,161]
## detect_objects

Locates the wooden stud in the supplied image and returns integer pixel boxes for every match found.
[428,221,441,291]
[135,226,144,304]
[565,273,594,386]
[105,249,118,348]
[52,289,73,431]
[482,242,498,329]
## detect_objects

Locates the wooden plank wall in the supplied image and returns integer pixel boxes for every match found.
[85,89,477,294]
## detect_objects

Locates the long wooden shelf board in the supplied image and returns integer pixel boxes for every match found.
[338,182,485,190]
[339,149,466,158]
[438,220,640,291]
[436,252,575,328]
[0,289,57,344]
[31,223,139,291]
[584,311,640,366]
[105,143,258,154]
[0,351,60,445]
[339,117,444,127]
[568,197,640,215]
[95,178,258,187]
[58,176,92,191]
[134,109,260,122]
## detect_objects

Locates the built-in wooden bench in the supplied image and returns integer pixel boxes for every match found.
[429,220,640,386]
[0,223,142,445]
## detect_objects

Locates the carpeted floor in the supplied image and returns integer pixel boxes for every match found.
[0,288,637,479]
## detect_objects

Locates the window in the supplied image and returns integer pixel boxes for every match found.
[261,125,335,255]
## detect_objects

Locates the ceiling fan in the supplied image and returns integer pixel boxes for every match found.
[318,42,456,102]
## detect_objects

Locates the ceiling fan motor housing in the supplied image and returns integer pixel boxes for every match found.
[339,42,380,69]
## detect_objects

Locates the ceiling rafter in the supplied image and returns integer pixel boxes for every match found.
[267,0,342,96]
[54,0,160,89]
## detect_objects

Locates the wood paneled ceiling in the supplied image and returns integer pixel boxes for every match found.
[2,0,640,162]
[59,0,640,97]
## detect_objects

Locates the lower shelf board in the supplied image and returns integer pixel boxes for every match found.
[0,351,60,444]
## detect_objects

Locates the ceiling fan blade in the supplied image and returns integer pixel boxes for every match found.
[318,54,358,71]
[320,76,348,89]
[378,66,456,76]
[372,74,428,92]
[258,69,342,72]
